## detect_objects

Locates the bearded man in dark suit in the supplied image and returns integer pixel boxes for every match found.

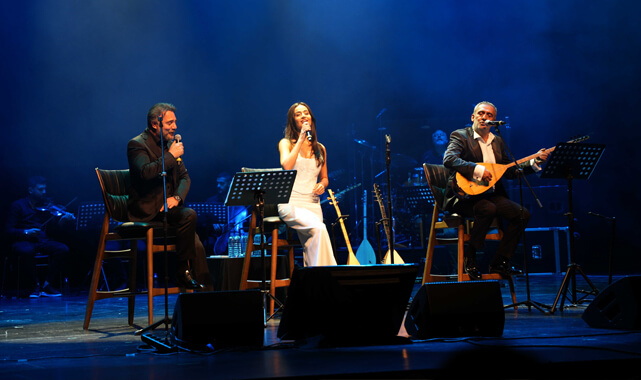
[443,101,549,280]
[127,102,211,290]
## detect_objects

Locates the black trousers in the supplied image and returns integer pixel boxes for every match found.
[452,194,530,261]
[153,206,212,288]
[11,239,69,288]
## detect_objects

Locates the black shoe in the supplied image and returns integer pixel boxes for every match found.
[176,270,205,290]
[29,285,41,298]
[489,257,523,277]
[463,257,482,281]
[41,282,62,297]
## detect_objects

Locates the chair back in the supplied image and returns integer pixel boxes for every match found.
[422,164,449,210]
[95,168,131,223]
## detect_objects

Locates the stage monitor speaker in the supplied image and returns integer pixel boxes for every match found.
[582,276,641,330]
[277,264,419,347]
[170,289,264,350]
[404,281,505,338]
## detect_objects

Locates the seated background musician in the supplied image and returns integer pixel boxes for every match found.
[5,176,74,297]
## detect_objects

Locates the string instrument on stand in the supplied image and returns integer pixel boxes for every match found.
[373,183,404,264]
[455,136,590,197]
[327,189,359,265]
[355,189,377,265]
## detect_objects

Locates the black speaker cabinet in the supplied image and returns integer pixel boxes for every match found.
[582,276,641,330]
[404,281,505,338]
[277,265,419,347]
[170,289,264,350]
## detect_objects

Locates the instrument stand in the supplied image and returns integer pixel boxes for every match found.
[226,170,297,322]
[137,112,177,353]
[542,142,605,313]
[330,215,349,258]
[494,125,551,314]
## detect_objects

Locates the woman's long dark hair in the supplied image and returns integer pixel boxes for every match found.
[284,102,325,167]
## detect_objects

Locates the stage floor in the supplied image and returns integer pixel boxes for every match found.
[1,273,640,379]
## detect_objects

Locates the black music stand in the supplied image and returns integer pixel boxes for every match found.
[401,185,435,212]
[541,142,605,313]
[226,169,296,322]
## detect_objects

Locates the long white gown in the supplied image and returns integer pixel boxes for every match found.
[278,155,337,267]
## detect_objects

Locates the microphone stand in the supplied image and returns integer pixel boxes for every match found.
[494,124,551,314]
[385,134,395,264]
[137,112,177,352]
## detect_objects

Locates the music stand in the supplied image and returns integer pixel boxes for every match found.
[226,169,296,322]
[401,185,435,212]
[541,142,605,313]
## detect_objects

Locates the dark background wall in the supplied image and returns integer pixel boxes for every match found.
[2,0,639,274]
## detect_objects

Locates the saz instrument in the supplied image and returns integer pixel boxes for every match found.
[372,183,404,264]
[455,135,590,197]
[327,189,360,265]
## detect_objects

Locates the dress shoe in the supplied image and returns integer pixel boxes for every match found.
[463,256,482,281]
[489,257,523,277]
[176,270,205,290]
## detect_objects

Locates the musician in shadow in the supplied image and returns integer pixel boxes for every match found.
[443,101,549,280]
[5,176,74,297]
[421,128,449,165]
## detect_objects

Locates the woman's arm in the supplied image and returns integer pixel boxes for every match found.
[279,138,302,170]
[312,144,329,195]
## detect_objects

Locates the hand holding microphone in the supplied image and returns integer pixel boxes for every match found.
[301,122,313,142]
[170,134,184,162]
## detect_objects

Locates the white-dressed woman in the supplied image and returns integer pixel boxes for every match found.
[278,102,337,267]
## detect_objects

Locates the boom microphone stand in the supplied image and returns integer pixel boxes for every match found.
[493,123,551,314]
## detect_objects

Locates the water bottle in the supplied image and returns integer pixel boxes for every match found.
[531,245,542,260]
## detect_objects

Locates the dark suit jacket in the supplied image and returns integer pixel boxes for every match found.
[127,129,190,222]
[442,127,535,212]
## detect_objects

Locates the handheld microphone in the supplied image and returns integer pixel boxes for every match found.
[174,134,182,163]
[304,122,312,141]
[484,120,506,126]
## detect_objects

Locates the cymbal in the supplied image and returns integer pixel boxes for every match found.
[353,138,376,149]
[392,153,418,167]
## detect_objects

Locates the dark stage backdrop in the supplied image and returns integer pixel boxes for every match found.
[1,1,640,275]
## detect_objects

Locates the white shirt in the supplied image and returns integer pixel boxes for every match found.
[472,130,541,182]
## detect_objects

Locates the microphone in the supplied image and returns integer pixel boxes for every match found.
[376,108,387,119]
[484,120,506,126]
[174,134,182,163]
[304,122,312,141]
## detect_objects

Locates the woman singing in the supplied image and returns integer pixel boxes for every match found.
[278,102,337,267]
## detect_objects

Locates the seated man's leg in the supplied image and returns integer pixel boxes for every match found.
[452,198,497,280]
[166,206,206,289]
[489,195,530,275]
[40,239,69,296]
[11,241,39,295]
[191,234,213,291]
